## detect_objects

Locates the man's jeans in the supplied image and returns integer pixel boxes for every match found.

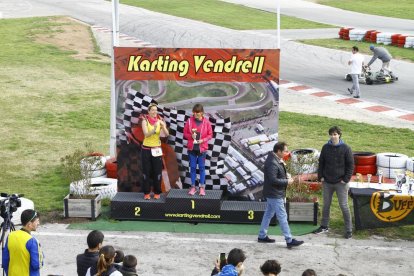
[350,74,360,97]
[258,197,292,243]
[321,181,352,232]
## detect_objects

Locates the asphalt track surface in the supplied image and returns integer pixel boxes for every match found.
[2,0,414,112]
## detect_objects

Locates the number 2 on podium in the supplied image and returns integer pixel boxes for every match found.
[135,207,141,216]
[191,199,195,209]
[248,210,254,220]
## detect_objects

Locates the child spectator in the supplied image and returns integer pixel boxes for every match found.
[85,245,122,276]
[212,248,246,276]
[76,230,104,276]
[113,249,125,270]
[260,260,281,275]
[119,255,138,276]
[302,268,317,276]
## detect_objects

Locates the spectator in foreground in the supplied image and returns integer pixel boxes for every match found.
[113,249,125,270]
[2,209,44,276]
[119,255,139,276]
[302,268,317,276]
[260,259,281,276]
[76,230,104,276]
[85,245,122,276]
[212,248,246,276]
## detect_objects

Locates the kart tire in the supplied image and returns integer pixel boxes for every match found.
[377,152,408,168]
[353,165,377,175]
[366,78,373,85]
[290,148,319,174]
[346,74,352,81]
[353,151,376,166]
[407,157,414,172]
[376,166,405,179]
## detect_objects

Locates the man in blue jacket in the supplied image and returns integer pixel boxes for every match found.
[2,209,44,276]
[313,126,354,239]
[257,142,304,248]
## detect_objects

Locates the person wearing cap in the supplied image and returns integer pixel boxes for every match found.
[2,209,44,276]
[141,102,169,200]
[367,45,393,76]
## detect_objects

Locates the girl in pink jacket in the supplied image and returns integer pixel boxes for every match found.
[183,104,213,196]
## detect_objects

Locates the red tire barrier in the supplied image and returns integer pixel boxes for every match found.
[298,174,321,192]
[354,165,377,175]
[370,31,381,42]
[353,151,376,166]
[365,30,376,42]
[87,152,104,157]
[391,34,402,46]
[105,157,117,179]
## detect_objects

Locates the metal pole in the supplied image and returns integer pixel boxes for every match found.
[277,0,280,49]
[110,0,120,157]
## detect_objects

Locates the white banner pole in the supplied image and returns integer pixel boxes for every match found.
[110,0,120,157]
[277,0,281,49]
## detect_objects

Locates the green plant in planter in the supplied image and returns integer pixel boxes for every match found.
[60,143,103,199]
[285,150,320,202]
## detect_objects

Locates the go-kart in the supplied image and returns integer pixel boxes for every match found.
[345,66,398,85]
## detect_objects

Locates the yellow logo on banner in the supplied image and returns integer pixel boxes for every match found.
[370,191,414,222]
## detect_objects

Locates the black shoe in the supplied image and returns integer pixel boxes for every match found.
[353,96,360,98]
[312,226,329,234]
[258,236,275,243]
[286,239,304,248]
[345,231,353,239]
[347,88,353,95]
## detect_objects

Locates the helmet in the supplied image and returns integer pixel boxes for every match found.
[369,45,375,50]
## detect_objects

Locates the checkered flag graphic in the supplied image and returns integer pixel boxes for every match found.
[118,91,232,190]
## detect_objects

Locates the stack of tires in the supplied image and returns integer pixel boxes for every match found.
[105,157,117,179]
[407,157,414,173]
[391,34,402,46]
[376,153,408,179]
[376,33,393,45]
[290,148,319,174]
[370,31,381,43]
[338,27,353,40]
[349,29,367,41]
[365,30,377,42]
[70,177,118,200]
[398,35,408,47]
[80,156,107,178]
[404,37,414,48]
[353,152,377,175]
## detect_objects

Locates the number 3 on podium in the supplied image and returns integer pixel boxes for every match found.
[248,210,254,220]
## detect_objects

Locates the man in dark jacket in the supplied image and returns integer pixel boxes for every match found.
[257,142,304,248]
[76,230,104,276]
[313,126,354,239]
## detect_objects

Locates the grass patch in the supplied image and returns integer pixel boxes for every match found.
[298,38,414,62]
[0,17,110,209]
[121,0,334,30]
[318,0,414,20]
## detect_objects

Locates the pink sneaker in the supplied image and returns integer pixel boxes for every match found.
[199,187,206,196]
[188,186,196,196]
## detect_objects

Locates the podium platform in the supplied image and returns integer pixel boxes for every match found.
[111,190,276,224]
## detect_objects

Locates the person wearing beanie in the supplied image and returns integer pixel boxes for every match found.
[2,209,44,276]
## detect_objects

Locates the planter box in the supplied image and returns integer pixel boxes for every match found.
[286,201,318,225]
[63,194,101,220]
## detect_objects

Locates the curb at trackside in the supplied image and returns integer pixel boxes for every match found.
[279,80,414,122]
